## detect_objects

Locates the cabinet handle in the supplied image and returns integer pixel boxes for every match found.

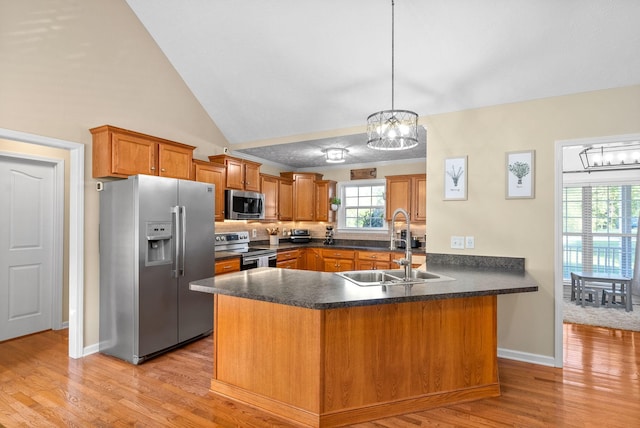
[161,168,166,172]
[150,166,156,171]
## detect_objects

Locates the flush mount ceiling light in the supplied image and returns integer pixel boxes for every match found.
[367,0,419,151]
[579,142,640,171]
[323,147,348,163]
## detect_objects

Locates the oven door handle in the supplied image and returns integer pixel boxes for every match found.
[243,253,277,263]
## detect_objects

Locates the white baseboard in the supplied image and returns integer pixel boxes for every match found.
[498,347,557,367]
[83,342,100,356]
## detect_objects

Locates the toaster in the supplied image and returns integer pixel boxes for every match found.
[290,229,311,243]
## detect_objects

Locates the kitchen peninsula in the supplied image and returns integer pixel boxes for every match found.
[191,260,537,427]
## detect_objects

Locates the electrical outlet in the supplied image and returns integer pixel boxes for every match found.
[465,236,475,249]
[252,229,257,238]
[450,236,464,249]
[282,227,287,236]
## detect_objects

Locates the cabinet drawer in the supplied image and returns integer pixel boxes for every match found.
[277,249,300,262]
[215,258,240,275]
[357,251,391,261]
[321,249,355,259]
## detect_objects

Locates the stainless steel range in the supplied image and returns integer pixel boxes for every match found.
[214,231,277,270]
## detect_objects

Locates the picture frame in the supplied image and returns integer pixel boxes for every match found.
[506,150,535,199]
[444,156,467,200]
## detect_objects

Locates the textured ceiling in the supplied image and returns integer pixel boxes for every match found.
[235,127,426,169]
[125,0,640,169]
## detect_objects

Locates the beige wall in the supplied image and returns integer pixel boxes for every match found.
[425,85,640,357]
[0,0,228,347]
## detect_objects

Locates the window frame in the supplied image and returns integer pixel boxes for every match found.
[336,179,388,234]
[562,182,639,279]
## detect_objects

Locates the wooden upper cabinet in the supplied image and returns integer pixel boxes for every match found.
[280,172,323,221]
[315,180,337,222]
[385,174,426,222]
[91,125,195,179]
[261,174,279,221]
[208,155,261,191]
[193,160,226,221]
[278,177,294,221]
[413,175,427,222]
[261,174,293,221]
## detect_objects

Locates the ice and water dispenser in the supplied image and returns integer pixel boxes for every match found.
[146,222,173,265]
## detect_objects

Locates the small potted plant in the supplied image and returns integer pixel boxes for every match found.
[330,197,341,211]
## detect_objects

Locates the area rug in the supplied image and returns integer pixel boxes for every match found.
[563,298,640,331]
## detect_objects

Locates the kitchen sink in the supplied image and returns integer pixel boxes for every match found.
[336,269,455,287]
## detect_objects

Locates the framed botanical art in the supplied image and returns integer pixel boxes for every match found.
[506,150,535,199]
[444,156,467,200]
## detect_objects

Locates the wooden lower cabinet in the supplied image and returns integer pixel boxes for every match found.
[305,248,323,271]
[211,293,499,427]
[215,258,240,275]
[321,249,355,272]
[277,249,300,269]
[356,251,392,270]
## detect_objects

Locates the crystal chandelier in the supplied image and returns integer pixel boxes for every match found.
[367,0,419,151]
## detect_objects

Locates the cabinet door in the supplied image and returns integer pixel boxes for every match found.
[385,176,412,220]
[159,143,193,180]
[278,178,293,221]
[112,132,157,176]
[305,248,322,271]
[324,258,354,272]
[294,175,316,221]
[224,157,244,190]
[261,175,279,220]
[194,161,226,221]
[243,162,261,192]
[315,180,336,222]
[413,175,427,222]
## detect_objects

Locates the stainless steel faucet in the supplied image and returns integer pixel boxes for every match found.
[389,208,412,280]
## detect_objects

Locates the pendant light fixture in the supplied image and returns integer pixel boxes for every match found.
[367,0,419,151]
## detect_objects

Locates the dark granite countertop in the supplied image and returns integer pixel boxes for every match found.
[190,262,538,310]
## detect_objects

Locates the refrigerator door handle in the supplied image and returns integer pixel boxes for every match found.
[171,206,180,278]
[179,206,186,276]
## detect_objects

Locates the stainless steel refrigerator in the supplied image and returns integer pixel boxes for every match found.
[99,174,214,364]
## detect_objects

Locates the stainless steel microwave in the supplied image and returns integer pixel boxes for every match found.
[225,189,265,220]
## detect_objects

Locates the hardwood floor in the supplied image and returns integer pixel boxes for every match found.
[0,323,638,427]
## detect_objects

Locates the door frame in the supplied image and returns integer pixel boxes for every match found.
[0,128,85,359]
[554,132,640,367]
[0,151,64,333]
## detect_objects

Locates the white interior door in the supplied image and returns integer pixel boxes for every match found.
[0,156,56,341]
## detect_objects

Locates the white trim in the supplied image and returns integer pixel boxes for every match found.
[336,179,389,233]
[0,128,85,359]
[555,132,640,369]
[0,151,64,331]
[497,347,556,367]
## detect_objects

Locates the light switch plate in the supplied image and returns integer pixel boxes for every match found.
[465,236,475,249]
[451,236,464,249]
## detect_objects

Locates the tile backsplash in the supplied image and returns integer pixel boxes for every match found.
[215,220,427,246]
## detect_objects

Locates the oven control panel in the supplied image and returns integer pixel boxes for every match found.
[215,231,250,244]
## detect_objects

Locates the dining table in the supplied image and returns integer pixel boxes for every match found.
[571,271,633,312]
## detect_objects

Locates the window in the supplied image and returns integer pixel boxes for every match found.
[563,184,639,279]
[337,180,387,231]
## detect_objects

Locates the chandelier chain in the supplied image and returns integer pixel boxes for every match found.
[391,0,395,111]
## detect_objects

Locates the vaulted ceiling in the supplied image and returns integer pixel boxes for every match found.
[126,0,640,168]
